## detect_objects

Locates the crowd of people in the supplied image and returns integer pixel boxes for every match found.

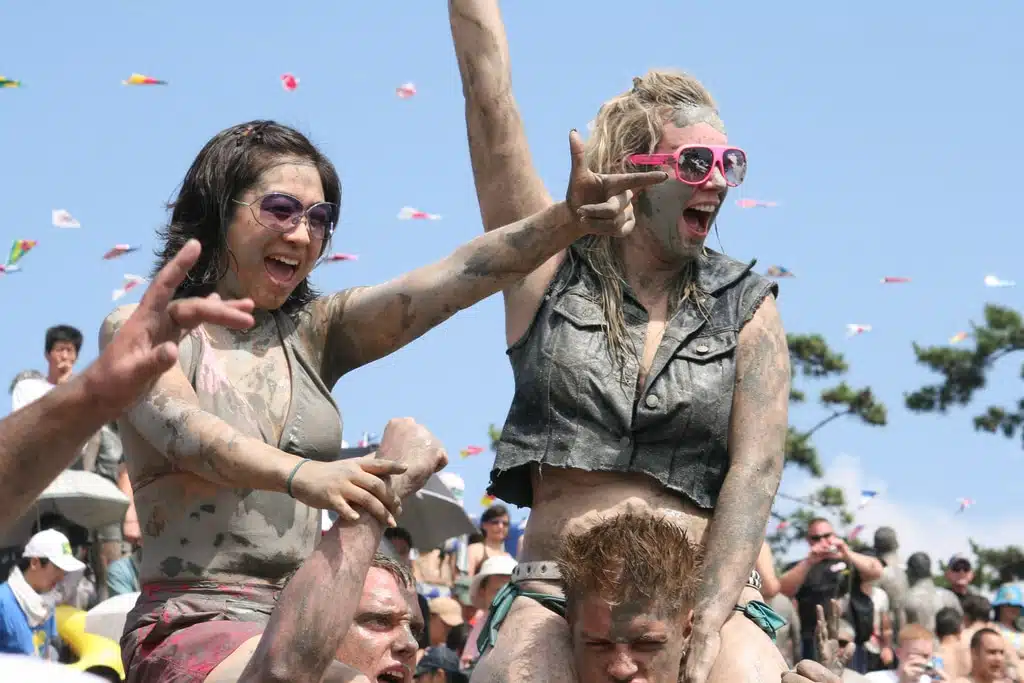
[0,0,1016,682]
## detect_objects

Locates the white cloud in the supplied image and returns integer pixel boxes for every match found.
[777,453,1024,565]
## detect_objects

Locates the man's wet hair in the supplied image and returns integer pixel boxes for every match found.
[963,594,992,624]
[45,324,83,354]
[935,606,962,638]
[874,526,898,554]
[558,512,703,619]
[371,551,414,590]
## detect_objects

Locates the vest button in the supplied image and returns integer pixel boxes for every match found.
[645,394,660,408]
[695,344,709,354]
[619,436,630,447]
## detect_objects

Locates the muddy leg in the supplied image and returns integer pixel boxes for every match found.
[470,596,575,683]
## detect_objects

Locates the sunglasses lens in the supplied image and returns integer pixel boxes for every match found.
[307,204,337,238]
[258,193,304,231]
[678,147,714,184]
[723,149,747,186]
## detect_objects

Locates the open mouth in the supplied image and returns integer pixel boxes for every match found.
[376,670,404,683]
[681,204,716,238]
[264,255,300,285]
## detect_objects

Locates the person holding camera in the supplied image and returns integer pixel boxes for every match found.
[780,518,884,661]
[865,624,949,683]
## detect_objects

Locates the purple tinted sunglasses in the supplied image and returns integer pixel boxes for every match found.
[233,192,338,241]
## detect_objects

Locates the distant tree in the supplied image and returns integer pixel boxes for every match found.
[906,304,1023,447]
[770,334,887,557]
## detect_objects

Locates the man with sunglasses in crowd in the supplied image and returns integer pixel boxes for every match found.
[780,518,884,661]
[944,555,980,608]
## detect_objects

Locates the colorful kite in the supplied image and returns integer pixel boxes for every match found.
[281,73,299,92]
[857,490,879,510]
[398,206,441,220]
[459,445,485,458]
[949,331,969,344]
[0,76,22,88]
[848,524,865,541]
[112,274,147,301]
[396,82,416,99]
[323,253,358,263]
[103,244,139,260]
[955,498,974,514]
[846,323,872,337]
[984,274,1015,288]
[7,239,36,269]
[736,199,779,209]
[122,73,167,86]
[480,494,496,508]
[881,276,910,284]
[52,209,80,229]
[765,265,794,278]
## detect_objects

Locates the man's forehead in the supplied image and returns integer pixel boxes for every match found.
[363,568,420,617]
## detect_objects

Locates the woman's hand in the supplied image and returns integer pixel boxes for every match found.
[564,129,668,237]
[290,456,407,526]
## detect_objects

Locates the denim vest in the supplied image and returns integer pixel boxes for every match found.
[488,245,777,510]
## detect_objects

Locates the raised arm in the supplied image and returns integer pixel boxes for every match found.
[315,134,667,381]
[449,0,565,344]
[239,418,446,683]
[685,295,789,683]
[0,239,254,532]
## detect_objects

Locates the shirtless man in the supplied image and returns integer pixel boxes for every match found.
[449,2,788,682]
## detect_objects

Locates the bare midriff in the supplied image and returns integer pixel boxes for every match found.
[519,465,712,563]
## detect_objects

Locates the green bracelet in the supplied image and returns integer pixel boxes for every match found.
[286,459,312,498]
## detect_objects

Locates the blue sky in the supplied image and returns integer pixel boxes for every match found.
[3,1,1021,560]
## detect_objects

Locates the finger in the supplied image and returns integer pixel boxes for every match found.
[358,460,409,476]
[333,498,360,522]
[139,239,202,314]
[828,599,840,640]
[601,170,670,195]
[794,659,838,683]
[168,297,256,333]
[815,604,828,653]
[343,485,394,526]
[577,191,632,219]
[350,471,401,513]
[568,129,585,173]
[118,343,179,399]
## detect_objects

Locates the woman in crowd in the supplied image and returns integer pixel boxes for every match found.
[466,504,512,577]
[449,2,790,682]
[101,120,665,682]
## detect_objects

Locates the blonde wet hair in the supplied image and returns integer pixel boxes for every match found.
[579,69,724,369]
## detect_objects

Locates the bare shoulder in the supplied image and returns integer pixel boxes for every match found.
[99,304,140,348]
[736,294,788,371]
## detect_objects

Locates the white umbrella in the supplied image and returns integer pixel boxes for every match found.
[34,470,130,530]
[85,592,139,642]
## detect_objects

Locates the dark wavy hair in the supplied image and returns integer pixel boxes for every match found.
[153,120,341,315]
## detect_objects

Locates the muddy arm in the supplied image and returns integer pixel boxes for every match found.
[101,305,305,492]
[316,201,578,383]
[691,297,789,643]
[238,516,384,683]
[449,0,566,345]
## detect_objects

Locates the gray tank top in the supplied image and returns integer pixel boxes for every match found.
[489,245,777,510]
[139,308,343,584]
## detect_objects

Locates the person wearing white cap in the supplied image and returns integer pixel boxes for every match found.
[0,528,85,658]
[462,555,517,669]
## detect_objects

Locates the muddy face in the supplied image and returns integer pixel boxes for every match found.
[633,121,730,262]
[218,158,326,311]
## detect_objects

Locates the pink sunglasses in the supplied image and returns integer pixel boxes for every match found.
[629,144,747,187]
